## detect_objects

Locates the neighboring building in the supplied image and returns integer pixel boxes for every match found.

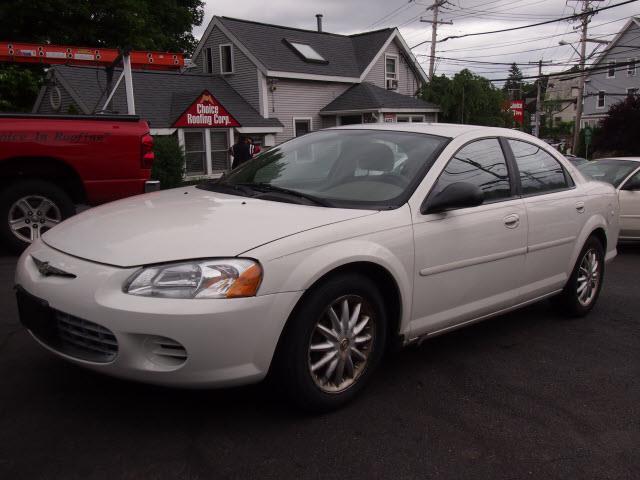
[544,71,580,126]
[582,17,640,128]
[33,16,438,178]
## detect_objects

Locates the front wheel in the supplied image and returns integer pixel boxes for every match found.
[553,236,605,317]
[274,273,387,412]
[0,180,75,253]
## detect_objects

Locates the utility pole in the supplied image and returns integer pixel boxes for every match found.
[420,1,453,80]
[529,60,552,137]
[569,0,603,153]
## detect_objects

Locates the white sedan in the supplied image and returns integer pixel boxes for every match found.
[15,124,619,411]
[578,157,640,242]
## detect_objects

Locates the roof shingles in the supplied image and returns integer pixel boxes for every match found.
[51,65,282,129]
[321,82,439,113]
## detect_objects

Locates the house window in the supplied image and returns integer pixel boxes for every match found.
[385,54,398,89]
[628,87,639,96]
[184,131,206,175]
[597,91,606,109]
[606,61,616,78]
[339,115,362,125]
[397,115,425,123]
[219,44,234,74]
[293,118,312,137]
[628,58,637,77]
[204,47,213,74]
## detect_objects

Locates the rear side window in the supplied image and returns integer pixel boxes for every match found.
[508,140,568,195]
[431,138,512,202]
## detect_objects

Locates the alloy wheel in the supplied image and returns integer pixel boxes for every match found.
[8,195,61,243]
[307,295,375,393]
[576,249,600,307]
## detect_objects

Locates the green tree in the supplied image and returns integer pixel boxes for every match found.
[151,135,185,189]
[0,0,205,112]
[591,95,640,156]
[421,70,510,126]
[0,65,44,112]
[503,63,523,99]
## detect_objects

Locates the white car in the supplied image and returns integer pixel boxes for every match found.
[578,157,640,242]
[15,124,619,411]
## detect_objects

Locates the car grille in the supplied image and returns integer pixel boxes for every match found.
[55,312,118,363]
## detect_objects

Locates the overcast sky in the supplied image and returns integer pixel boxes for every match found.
[194,0,639,84]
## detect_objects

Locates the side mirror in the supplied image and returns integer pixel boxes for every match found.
[621,178,640,191]
[421,182,484,214]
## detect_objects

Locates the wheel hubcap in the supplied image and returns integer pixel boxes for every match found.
[8,196,61,243]
[307,295,375,393]
[577,249,600,307]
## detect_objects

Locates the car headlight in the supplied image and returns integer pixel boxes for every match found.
[124,259,262,299]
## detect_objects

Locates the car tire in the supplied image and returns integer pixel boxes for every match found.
[552,236,605,317]
[0,180,75,254]
[274,273,387,412]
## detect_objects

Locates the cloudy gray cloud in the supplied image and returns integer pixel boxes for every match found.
[195,0,639,83]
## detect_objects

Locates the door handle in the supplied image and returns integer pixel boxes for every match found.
[575,201,585,214]
[504,214,520,229]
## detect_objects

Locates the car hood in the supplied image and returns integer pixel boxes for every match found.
[42,187,376,267]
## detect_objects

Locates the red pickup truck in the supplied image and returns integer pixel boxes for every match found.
[0,114,156,252]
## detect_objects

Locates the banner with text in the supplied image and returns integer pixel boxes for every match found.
[173,90,240,128]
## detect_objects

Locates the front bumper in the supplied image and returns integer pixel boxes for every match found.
[15,240,303,387]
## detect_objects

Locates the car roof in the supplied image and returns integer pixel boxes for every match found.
[330,122,537,140]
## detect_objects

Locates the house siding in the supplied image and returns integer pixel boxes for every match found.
[363,40,421,96]
[34,84,81,115]
[267,79,350,143]
[193,26,261,113]
[583,21,640,122]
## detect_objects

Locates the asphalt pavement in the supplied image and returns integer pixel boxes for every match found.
[1,246,639,479]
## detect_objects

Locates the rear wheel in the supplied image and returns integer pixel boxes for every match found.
[0,180,75,253]
[553,236,605,317]
[274,273,387,412]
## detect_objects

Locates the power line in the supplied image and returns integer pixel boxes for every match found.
[410,0,639,47]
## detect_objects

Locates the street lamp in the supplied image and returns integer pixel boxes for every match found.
[558,40,581,57]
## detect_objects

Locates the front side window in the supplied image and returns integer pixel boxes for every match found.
[430,138,512,203]
[508,140,568,195]
[202,130,449,209]
[220,44,233,74]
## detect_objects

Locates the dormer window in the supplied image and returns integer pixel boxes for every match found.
[284,39,327,63]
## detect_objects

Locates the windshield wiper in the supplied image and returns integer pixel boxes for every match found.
[236,182,333,207]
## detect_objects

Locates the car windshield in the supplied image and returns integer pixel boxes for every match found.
[199,129,449,209]
[578,159,639,187]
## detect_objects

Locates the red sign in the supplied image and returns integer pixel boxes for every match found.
[383,113,396,123]
[173,90,240,128]
[510,100,524,125]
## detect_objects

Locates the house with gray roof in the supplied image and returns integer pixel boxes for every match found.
[582,17,640,128]
[33,15,439,178]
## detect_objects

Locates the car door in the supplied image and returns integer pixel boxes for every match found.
[505,139,586,301]
[410,138,528,336]
[618,168,640,239]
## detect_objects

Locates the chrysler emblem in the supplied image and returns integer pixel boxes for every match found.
[31,256,76,278]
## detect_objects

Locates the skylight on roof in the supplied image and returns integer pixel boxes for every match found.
[287,41,326,62]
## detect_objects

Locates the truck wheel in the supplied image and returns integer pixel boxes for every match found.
[0,180,75,253]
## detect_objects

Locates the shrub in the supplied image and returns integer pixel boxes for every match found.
[151,135,184,189]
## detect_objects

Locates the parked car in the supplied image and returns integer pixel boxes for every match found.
[15,124,619,411]
[565,154,588,167]
[578,157,640,241]
[0,113,156,252]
